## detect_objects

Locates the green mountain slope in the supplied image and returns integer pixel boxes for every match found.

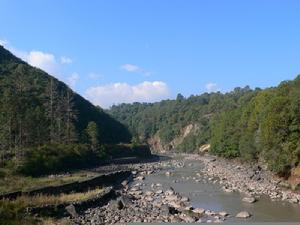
[0,45,131,151]
[109,87,257,152]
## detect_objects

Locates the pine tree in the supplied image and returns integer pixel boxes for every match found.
[86,121,99,151]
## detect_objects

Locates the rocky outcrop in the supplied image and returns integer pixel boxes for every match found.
[288,167,300,190]
[199,144,210,154]
[148,134,166,153]
[148,123,200,153]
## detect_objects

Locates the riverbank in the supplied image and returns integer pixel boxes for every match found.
[197,154,300,204]
[73,159,238,224]
[67,153,300,224]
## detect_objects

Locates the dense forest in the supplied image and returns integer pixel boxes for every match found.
[0,46,132,176]
[109,76,300,177]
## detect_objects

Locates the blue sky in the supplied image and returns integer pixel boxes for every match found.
[1,0,300,108]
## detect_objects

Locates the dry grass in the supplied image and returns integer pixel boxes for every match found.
[0,187,103,225]
[0,170,100,194]
[18,187,104,207]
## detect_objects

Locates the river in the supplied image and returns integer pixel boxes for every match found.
[137,158,300,222]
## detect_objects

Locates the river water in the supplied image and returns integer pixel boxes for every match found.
[140,159,300,222]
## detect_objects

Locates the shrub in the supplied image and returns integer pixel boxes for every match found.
[19,143,106,176]
[0,199,36,225]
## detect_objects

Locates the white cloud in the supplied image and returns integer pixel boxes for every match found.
[121,64,140,72]
[67,73,80,88]
[0,39,9,46]
[85,81,170,108]
[26,51,58,74]
[205,82,220,92]
[121,63,152,77]
[60,56,72,64]
[0,39,73,76]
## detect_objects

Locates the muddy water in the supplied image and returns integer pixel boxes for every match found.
[142,159,300,222]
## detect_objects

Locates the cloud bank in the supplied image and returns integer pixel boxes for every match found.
[85,81,170,108]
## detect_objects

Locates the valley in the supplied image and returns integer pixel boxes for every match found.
[70,154,300,224]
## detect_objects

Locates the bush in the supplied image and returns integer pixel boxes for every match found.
[19,144,106,176]
[0,169,6,178]
[0,199,36,225]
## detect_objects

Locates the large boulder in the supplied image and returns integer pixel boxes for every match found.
[219,211,229,217]
[242,196,256,203]
[236,211,251,218]
[192,208,205,215]
[118,195,132,208]
[65,204,78,218]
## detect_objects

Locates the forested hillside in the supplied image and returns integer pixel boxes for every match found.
[109,76,300,176]
[0,46,131,175]
[109,87,258,151]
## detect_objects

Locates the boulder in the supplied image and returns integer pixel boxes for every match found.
[65,204,78,218]
[193,208,205,215]
[118,195,132,208]
[147,170,154,175]
[165,194,179,201]
[181,196,189,202]
[145,196,154,202]
[155,189,163,194]
[165,171,172,176]
[168,206,179,215]
[219,211,229,217]
[223,187,233,193]
[168,201,182,209]
[242,196,256,203]
[289,198,299,204]
[145,191,153,196]
[179,214,195,223]
[165,188,175,196]
[121,180,128,186]
[135,176,145,181]
[236,211,251,218]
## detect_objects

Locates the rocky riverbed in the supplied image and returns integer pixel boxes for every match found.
[71,154,300,224]
[197,154,300,204]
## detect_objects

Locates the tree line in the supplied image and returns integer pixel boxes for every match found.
[109,76,300,177]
